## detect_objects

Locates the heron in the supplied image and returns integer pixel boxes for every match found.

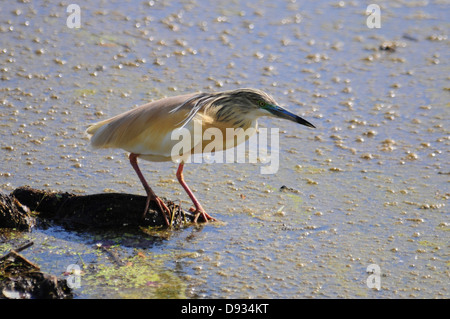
[86,88,315,226]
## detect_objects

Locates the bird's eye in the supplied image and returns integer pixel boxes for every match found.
[258,101,266,107]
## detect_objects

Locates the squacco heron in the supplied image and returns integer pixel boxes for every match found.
[86,88,315,226]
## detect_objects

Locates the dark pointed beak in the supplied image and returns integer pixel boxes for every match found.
[267,104,316,128]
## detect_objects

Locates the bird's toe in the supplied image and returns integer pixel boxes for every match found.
[191,207,216,223]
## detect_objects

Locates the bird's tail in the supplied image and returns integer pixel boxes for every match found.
[85,119,111,136]
[85,118,117,149]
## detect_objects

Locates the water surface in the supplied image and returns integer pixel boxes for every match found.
[0,0,448,298]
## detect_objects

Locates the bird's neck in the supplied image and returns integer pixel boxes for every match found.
[198,112,256,131]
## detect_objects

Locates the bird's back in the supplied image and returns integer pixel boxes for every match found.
[86,93,199,160]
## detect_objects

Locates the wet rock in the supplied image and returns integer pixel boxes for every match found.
[0,192,35,230]
[279,185,302,194]
[9,186,194,230]
[0,243,72,299]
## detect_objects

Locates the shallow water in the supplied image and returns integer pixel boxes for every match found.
[0,0,448,298]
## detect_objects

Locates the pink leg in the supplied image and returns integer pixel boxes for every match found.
[129,153,171,226]
[176,162,215,223]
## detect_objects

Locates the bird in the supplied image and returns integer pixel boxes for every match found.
[86,88,315,226]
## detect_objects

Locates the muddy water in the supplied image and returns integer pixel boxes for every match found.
[0,1,448,298]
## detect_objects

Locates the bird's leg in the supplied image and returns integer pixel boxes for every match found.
[176,162,215,223]
[129,153,171,226]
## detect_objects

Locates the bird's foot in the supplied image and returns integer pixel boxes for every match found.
[143,196,172,226]
[190,207,216,223]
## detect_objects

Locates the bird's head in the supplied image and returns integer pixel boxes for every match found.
[214,88,315,129]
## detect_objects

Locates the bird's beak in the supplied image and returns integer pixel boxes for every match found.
[266,104,316,128]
